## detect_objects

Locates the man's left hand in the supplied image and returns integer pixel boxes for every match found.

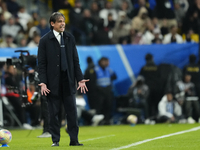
[77,79,89,93]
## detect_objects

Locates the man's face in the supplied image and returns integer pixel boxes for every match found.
[167,93,173,102]
[51,16,65,33]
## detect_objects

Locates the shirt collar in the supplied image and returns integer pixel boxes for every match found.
[53,30,63,37]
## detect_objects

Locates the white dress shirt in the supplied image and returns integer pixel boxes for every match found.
[53,30,63,44]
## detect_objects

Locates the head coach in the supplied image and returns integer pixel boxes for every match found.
[37,12,89,147]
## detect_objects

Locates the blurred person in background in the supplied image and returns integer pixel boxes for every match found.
[18,37,27,47]
[174,0,186,31]
[113,0,133,14]
[0,13,6,37]
[128,0,152,19]
[1,16,20,39]
[119,28,142,44]
[99,1,118,27]
[90,1,101,25]
[0,34,17,48]
[183,54,200,102]
[127,75,149,122]
[5,0,19,15]
[17,6,32,31]
[176,74,200,124]
[36,17,50,37]
[154,0,177,28]
[4,64,33,129]
[94,57,117,125]
[27,33,41,47]
[106,13,116,31]
[157,92,182,123]
[140,53,160,116]
[111,21,129,44]
[151,28,163,44]
[182,10,199,34]
[79,9,96,45]
[93,19,111,45]
[139,21,155,44]
[69,0,84,44]
[131,7,151,34]
[84,57,97,110]
[1,2,12,20]
[163,25,183,44]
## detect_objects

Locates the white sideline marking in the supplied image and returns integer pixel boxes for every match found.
[80,135,115,142]
[116,44,135,83]
[110,126,200,150]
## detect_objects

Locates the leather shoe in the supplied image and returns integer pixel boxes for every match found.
[69,141,83,146]
[51,142,59,147]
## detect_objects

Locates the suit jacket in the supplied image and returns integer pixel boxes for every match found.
[38,30,83,96]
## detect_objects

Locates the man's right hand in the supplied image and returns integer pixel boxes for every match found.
[38,83,50,96]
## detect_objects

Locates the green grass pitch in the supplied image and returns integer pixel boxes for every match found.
[4,124,200,150]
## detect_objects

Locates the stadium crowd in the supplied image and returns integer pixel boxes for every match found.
[0,0,200,47]
[1,0,200,130]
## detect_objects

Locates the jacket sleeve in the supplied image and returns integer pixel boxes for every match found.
[37,38,47,85]
[72,36,83,82]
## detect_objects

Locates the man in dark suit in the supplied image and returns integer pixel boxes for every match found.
[37,12,89,147]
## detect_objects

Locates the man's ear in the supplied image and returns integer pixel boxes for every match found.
[50,22,54,27]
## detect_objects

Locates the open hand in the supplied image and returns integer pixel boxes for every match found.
[77,79,90,94]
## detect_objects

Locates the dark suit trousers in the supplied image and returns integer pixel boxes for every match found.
[47,71,79,143]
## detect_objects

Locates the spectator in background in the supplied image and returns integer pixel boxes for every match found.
[128,0,152,19]
[36,18,50,37]
[4,65,33,129]
[119,28,142,44]
[90,1,101,25]
[17,6,32,31]
[127,75,149,121]
[154,0,177,27]
[131,7,151,34]
[84,57,96,109]
[1,2,12,20]
[0,34,17,48]
[94,57,117,125]
[176,74,200,124]
[80,9,96,45]
[115,11,131,31]
[183,54,200,101]
[69,0,84,44]
[1,16,20,39]
[106,13,116,31]
[0,13,6,37]
[174,0,186,30]
[140,53,160,116]
[151,28,163,44]
[27,33,40,47]
[99,1,118,27]
[113,0,133,14]
[18,37,27,47]
[111,21,129,44]
[93,19,111,45]
[139,21,155,44]
[160,19,169,36]
[158,92,182,123]
[163,25,183,44]
[6,0,19,15]
[182,10,199,34]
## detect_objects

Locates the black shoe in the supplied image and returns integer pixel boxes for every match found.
[51,142,59,147]
[69,141,83,146]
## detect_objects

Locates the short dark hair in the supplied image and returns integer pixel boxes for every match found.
[49,12,65,30]
[189,54,196,63]
[145,53,153,61]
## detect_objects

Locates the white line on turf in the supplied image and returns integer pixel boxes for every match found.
[80,135,115,142]
[110,126,200,150]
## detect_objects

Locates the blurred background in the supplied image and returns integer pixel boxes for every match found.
[1,0,200,131]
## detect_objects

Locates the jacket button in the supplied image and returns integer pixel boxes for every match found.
[57,55,59,57]
[57,65,59,67]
